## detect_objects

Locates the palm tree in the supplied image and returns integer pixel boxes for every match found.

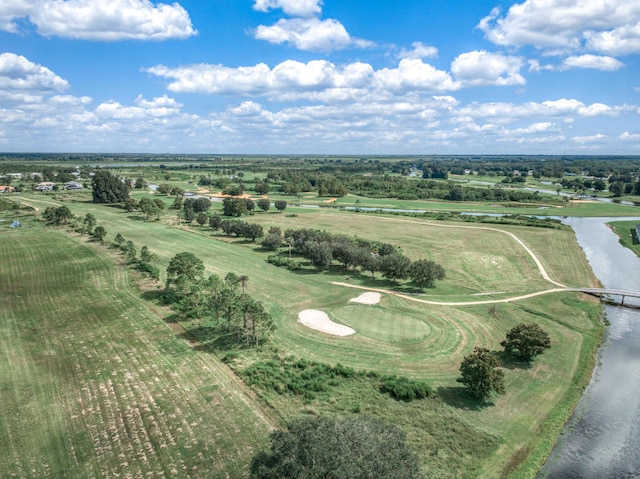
[238,275,249,294]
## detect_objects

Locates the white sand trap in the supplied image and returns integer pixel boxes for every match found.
[349,292,382,305]
[298,310,355,336]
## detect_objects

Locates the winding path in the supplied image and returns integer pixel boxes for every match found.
[332,214,573,306]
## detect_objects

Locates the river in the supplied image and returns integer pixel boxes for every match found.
[537,217,640,478]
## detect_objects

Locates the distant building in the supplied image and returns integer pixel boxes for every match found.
[0,185,15,193]
[35,182,56,191]
[64,181,83,190]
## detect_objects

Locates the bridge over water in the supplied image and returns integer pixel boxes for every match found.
[569,288,640,307]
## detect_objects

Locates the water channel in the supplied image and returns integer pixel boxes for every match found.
[537,217,640,478]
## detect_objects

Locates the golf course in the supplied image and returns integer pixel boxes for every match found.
[0,156,621,478]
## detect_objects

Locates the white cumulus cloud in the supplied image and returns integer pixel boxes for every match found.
[451,51,525,86]
[146,58,457,99]
[253,0,322,18]
[478,0,640,55]
[561,54,625,71]
[398,42,439,60]
[373,59,460,92]
[0,52,69,94]
[0,0,196,40]
[253,17,371,51]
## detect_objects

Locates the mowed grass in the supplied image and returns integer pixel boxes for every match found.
[0,228,273,478]
[10,195,604,477]
[608,220,640,257]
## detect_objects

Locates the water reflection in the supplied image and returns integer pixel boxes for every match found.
[537,217,640,478]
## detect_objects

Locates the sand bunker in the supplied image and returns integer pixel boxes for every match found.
[298,310,355,336]
[349,292,382,305]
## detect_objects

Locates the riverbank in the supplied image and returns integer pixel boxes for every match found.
[538,217,640,477]
[607,220,640,258]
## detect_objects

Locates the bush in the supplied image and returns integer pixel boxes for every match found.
[135,261,160,280]
[267,255,301,270]
[380,375,433,401]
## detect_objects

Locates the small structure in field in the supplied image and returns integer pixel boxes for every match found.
[632,225,640,245]
[64,181,84,190]
[36,182,56,191]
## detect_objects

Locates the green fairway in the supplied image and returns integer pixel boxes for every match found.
[3,193,605,478]
[0,228,272,478]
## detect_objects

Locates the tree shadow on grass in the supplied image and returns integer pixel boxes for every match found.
[126,215,149,222]
[140,289,170,304]
[176,326,244,355]
[495,351,533,370]
[437,386,495,411]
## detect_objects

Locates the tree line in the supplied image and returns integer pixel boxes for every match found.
[265,227,446,289]
[164,252,274,347]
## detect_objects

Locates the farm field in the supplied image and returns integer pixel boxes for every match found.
[2,191,604,478]
[0,228,273,478]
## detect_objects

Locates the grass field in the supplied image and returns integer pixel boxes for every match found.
[0,228,273,478]
[2,193,605,478]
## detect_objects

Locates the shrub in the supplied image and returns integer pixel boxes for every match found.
[380,375,433,401]
[267,255,301,270]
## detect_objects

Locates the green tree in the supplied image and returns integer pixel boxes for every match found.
[50,206,73,225]
[134,177,147,189]
[171,196,184,210]
[166,252,205,290]
[250,415,423,479]
[223,197,247,217]
[408,259,446,289]
[222,185,243,196]
[501,323,551,361]
[209,215,222,230]
[82,213,96,234]
[139,197,160,220]
[243,223,264,242]
[93,226,107,243]
[124,240,136,261]
[157,184,171,195]
[196,212,208,226]
[257,198,270,212]
[274,200,287,212]
[379,253,411,283]
[91,170,130,203]
[262,233,283,251]
[183,207,196,223]
[114,233,125,248]
[140,246,156,263]
[208,286,239,330]
[254,182,269,195]
[304,241,333,271]
[457,347,505,400]
[124,198,139,212]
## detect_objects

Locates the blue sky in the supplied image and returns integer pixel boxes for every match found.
[1,0,639,154]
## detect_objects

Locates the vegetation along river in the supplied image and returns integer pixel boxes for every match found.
[538,216,640,478]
